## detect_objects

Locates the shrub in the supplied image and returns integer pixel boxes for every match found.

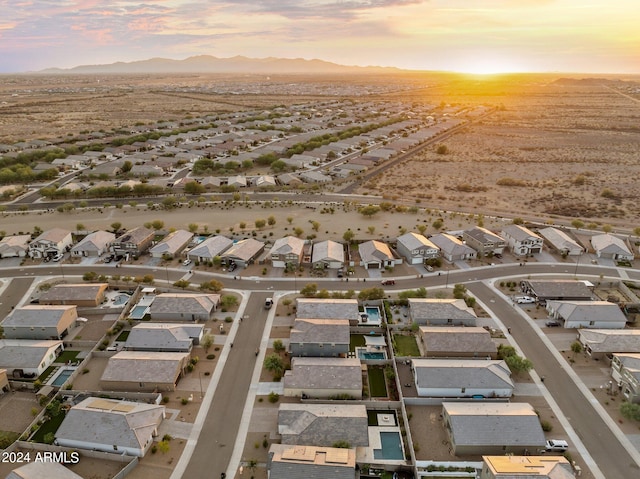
[181,398,188,405]
[268,392,280,403]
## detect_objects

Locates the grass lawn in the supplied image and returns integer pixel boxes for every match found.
[0,430,20,449]
[350,334,366,352]
[368,367,387,398]
[54,350,80,364]
[393,334,421,356]
[115,330,130,341]
[31,412,66,443]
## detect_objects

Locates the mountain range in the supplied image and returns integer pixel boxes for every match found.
[39,55,402,75]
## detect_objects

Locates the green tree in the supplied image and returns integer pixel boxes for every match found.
[184,181,205,195]
[255,219,266,229]
[267,215,276,227]
[570,341,583,358]
[453,284,467,299]
[293,227,304,237]
[201,334,214,352]
[83,271,98,282]
[571,219,584,229]
[200,279,224,292]
[151,220,164,230]
[432,219,443,230]
[602,224,613,233]
[264,353,285,379]
[504,354,533,374]
[359,205,381,217]
[273,339,285,353]
[76,223,85,232]
[417,225,427,235]
[311,220,320,232]
[620,402,640,421]
[358,287,385,301]
[436,144,449,154]
[300,283,318,297]
[221,295,238,309]
[343,230,355,243]
[173,279,190,289]
[497,344,516,359]
[367,225,375,235]
[188,223,198,233]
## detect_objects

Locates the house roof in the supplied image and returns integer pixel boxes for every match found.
[71,230,116,252]
[412,359,513,390]
[270,236,306,257]
[33,228,71,244]
[591,234,633,255]
[188,235,233,259]
[55,397,165,450]
[0,340,62,369]
[278,403,368,446]
[443,402,546,447]
[101,351,189,384]
[149,293,220,316]
[125,323,203,350]
[149,229,194,255]
[524,280,593,300]
[547,300,627,324]
[409,299,477,321]
[482,455,574,479]
[312,240,345,264]
[539,227,583,253]
[290,319,350,345]
[296,299,360,321]
[3,305,77,328]
[284,357,362,391]
[39,283,108,303]
[429,233,476,256]
[358,240,393,263]
[6,461,84,479]
[501,224,542,242]
[419,326,497,355]
[0,234,31,253]
[221,238,265,262]
[269,445,356,479]
[396,232,438,251]
[113,226,154,245]
[579,329,640,353]
[464,227,505,245]
[612,353,640,381]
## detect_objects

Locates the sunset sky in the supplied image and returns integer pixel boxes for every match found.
[1,0,638,74]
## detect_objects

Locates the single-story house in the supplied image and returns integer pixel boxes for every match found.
[71,230,116,257]
[395,232,440,264]
[0,339,64,377]
[124,323,204,352]
[442,402,546,456]
[501,225,543,256]
[55,396,165,457]
[578,329,640,358]
[28,228,73,259]
[409,298,477,327]
[419,326,497,358]
[591,234,634,260]
[2,305,78,340]
[611,353,640,404]
[311,240,345,269]
[546,300,627,329]
[412,359,514,399]
[278,403,369,446]
[269,236,306,268]
[38,283,109,307]
[227,175,247,188]
[296,298,360,324]
[289,318,350,357]
[5,461,85,479]
[110,226,155,257]
[220,238,265,267]
[283,357,363,399]
[429,234,476,262]
[520,280,594,302]
[268,444,356,479]
[100,351,190,391]
[255,175,277,188]
[358,240,398,269]
[480,455,574,479]
[538,227,584,256]
[463,227,506,256]
[186,235,233,263]
[149,229,194,258]
[149,293,220,322]
[0,234,31,258]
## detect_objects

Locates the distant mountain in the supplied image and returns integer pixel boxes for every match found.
[39,55,402,75]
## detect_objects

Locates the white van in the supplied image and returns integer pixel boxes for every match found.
[545,439,568,452]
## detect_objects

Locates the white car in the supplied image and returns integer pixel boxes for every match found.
[52,254,64,262]
[515,296,535,304]
[183,259,192,266]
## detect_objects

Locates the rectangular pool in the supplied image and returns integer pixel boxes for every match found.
[128,305,149,320]
[51,369,74,387]
[373,431,404,460]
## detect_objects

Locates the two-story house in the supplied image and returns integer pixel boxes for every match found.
[611,353,640,403]
[501,224,543,256]
[28,228,73,259]
[109,226,155,257]
[396,232,440,264]
[463,227,506,257]
[269,236,306,268]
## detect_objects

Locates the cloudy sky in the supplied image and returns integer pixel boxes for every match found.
[1,0,638,74]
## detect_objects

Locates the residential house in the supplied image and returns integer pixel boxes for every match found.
[0,339,64,377]
[0,234,31,258]
[220,238,265,267]
[227,175,247,188]
[269,236,306,268]
[396,232,439,265]
[409,298,477,327]
[268,444,356,479]
[110,226,154,257]
[100,351,190,392]
[71,230,115,257]
[283,357,363,399]
[412,359,514,399]
[186,235,233,263]
[539,227,584,256]
[419,326,497,358]
[296,298,360,325]
[591,234,634,260]
[299,171,332,183]
[442,402,546,456]
[278,403,368,446]
[149,293,220,322]
[578,329,640,359]
[6,462,85,479]
[289,318,350,357]
[28,228,73,259]
[546,300,627,329]
[520,280,594,302]
[55,396,165,457]
[612,353,640,403]
[463,227,506,257]
[2,305,78,340]
[429,233,476,262]
[358,240,397,269]
[480,456,574,479]
[311,240,345,269]
[501,225,544,256]
[38,283,108,307]
[255,175,277,188]
[149,229,194,258]
[124,323,204,352]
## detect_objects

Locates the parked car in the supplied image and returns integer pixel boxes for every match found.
[228,262,237,272]
[52,253,63,262]
[381,279,396,286]
[545,320,561,327]
[545,439,569,452]
[183,258,192,266]
[515,295,535,304]
[425,265,434,272]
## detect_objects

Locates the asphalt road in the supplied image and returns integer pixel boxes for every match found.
[182,292,270,479]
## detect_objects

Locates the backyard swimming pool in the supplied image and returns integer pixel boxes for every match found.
[112,293,131,305]
[373,431,404,460]
[128,305,150,320]
[357,348,386,360]
[50,368,74,387]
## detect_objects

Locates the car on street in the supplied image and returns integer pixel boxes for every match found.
[265,298,274,309]
[381,279,396,285]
